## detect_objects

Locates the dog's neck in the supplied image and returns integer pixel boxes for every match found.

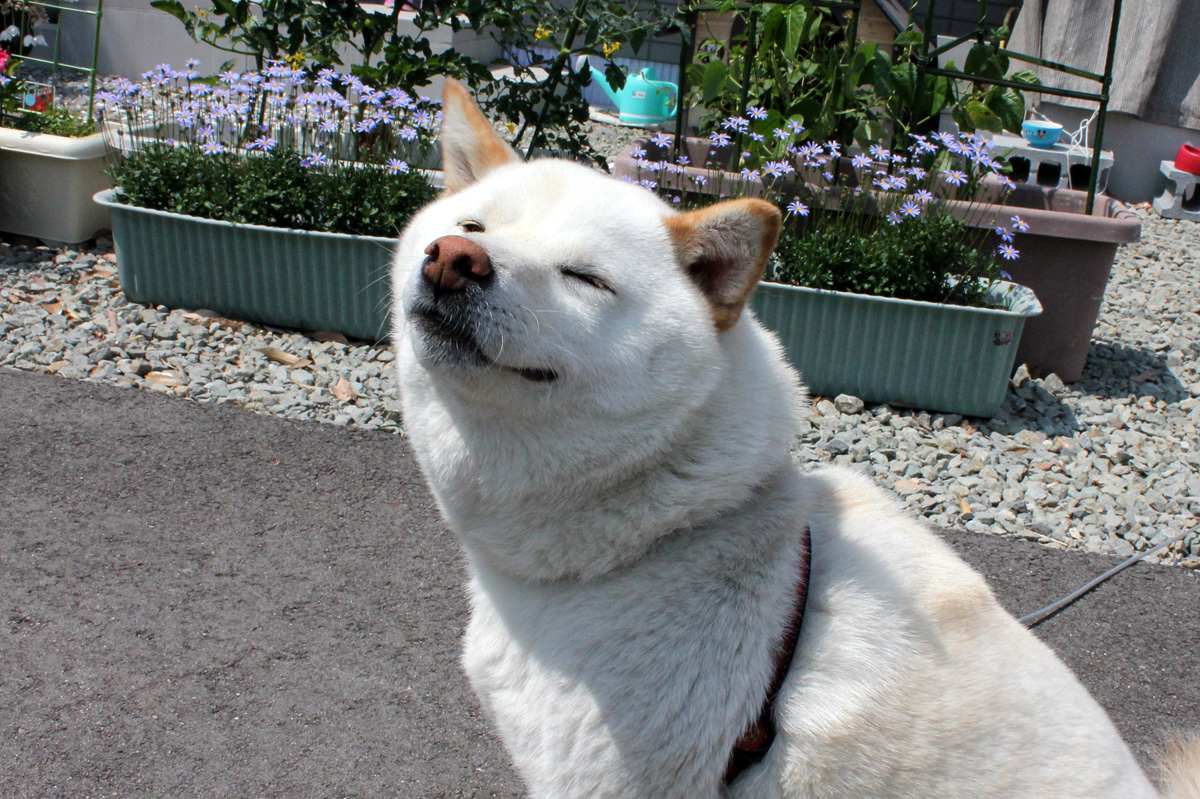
[400,320,807,583]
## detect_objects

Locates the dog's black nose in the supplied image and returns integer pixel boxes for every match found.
[423,235,492,292]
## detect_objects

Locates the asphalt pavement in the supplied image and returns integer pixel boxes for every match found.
[2,366,1197,798]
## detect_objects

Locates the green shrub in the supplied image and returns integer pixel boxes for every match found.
[109,144,437,238]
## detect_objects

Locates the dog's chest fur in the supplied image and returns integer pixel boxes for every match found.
[461,469,808,798]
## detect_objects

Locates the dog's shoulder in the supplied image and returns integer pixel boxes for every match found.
[801,464,997,628]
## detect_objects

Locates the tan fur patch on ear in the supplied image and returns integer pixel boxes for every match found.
[666,199,782,332]
[440,79,520,193]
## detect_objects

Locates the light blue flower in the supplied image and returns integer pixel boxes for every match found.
[1010,215,1030,233]
[998,244,1019,260]
[786,199,809,217]
[386,158,410,174]
[944,170,968,187]
[747,106,768,120]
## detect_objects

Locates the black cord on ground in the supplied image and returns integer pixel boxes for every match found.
[1019,532,1192,628]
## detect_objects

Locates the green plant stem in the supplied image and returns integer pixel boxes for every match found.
[524,0,589,159]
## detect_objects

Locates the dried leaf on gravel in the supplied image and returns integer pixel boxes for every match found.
[332,377,357,402]
[258,347,311,368]
[39,300,63,315]
[959,498,972,516]
[145,370,184,387]
[310,330,349,344]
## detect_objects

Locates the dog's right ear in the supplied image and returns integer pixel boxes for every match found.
[440,79,521,193]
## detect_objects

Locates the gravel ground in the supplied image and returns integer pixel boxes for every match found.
[2,118,1198,568]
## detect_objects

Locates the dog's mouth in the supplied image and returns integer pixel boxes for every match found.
[410,304,558,383]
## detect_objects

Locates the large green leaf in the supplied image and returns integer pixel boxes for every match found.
[965,99,1002,132]
[701,59,728,104]
[892,60,917,106]
[150,0,188,24]
[987,88,1025,133]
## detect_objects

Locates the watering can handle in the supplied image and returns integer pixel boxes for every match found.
[661,82,678,113]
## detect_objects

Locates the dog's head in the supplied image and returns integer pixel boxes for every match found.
[393,81,781,418]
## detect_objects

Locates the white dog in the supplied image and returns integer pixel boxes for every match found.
[392,80,1199,799]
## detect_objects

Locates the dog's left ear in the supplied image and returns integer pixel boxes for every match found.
[440,79,521,192]
[665,199,782,332]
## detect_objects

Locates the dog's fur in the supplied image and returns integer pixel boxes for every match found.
[392,80,1199,798]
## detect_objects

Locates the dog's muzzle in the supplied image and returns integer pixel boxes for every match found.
[409,237,559,383]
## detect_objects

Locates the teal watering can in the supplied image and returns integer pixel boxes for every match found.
[580,57,678,127]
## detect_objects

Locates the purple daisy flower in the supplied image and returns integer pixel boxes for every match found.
[944,170,968,187]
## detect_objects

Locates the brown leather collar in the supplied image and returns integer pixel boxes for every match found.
[723,525,812,786]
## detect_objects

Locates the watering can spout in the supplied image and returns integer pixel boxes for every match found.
[577,55,621,106]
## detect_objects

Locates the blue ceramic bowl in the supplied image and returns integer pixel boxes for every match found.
[1022,120,1064,148]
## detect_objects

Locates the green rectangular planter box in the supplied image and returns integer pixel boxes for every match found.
[94,189,399,342]
[750,279,1043,418]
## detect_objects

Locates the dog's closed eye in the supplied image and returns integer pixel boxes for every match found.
[561,268,614,293]
[459,220,485,233]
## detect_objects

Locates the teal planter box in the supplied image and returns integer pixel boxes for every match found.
[750,279,1042,418]
[94,189,399,342]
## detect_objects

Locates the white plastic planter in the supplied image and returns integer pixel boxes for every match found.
[0,126,112,244]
